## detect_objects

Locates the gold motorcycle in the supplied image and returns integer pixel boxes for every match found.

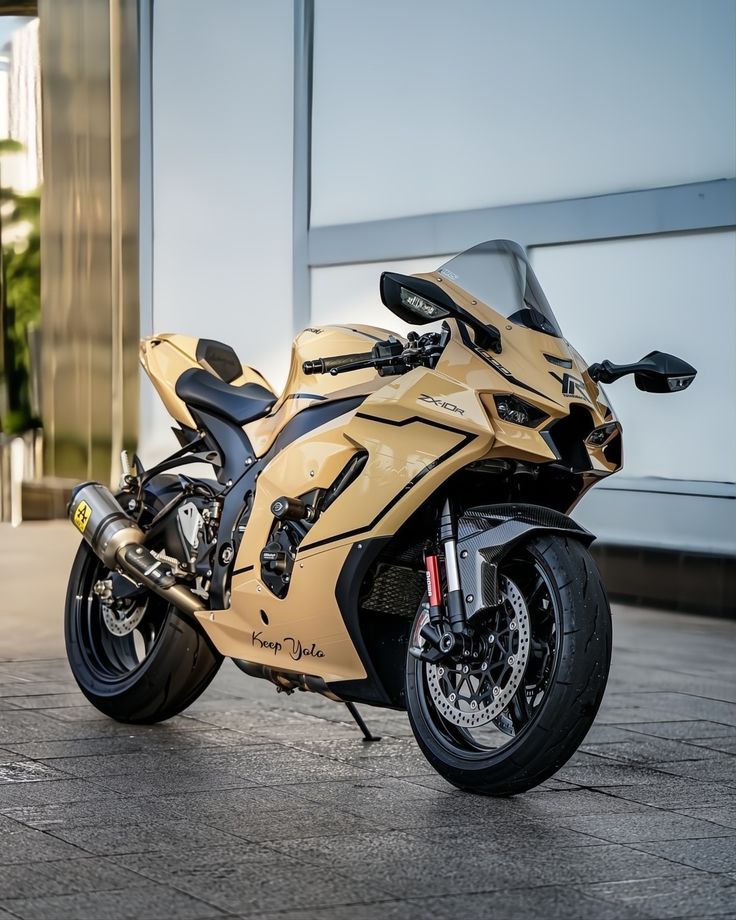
[65,240,696,794]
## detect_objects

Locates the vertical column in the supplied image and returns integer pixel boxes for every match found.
[38,0,139,486]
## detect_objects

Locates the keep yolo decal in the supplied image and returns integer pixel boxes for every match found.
[251,630,325,662]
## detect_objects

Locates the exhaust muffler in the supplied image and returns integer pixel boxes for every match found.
[69,482,204,617]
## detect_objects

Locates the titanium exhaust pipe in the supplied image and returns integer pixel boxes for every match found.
[68,482,204,617]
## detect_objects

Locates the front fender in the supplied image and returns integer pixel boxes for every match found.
[456,503,594,618]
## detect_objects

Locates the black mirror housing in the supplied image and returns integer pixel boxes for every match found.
[634,351,697,393]
[589,350,696,393]
[380,272,454,325]
[380,272,502,352]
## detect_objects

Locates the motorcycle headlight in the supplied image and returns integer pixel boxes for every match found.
[493,394,548,428]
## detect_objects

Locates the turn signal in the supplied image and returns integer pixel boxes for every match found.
[585,422,619,447]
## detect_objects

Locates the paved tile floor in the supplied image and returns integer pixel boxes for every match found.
[0,526,735,918]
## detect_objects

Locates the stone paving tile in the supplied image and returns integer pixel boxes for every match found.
[0,681,78,698]
[0,760,68,784]
[247,884,653,920]
[632,836,736,874]
[674,803,736,830]
[644,756,736,785]
[583,725,643,744]
[8,693,89,710]
[0,855,151,899]
[686,737,736,756]
[0,777,111,810]
[0,885,225,919]
[0,711,99,744]
[555,759,675,787]
[200,799,386,841]
[120,845,386,916]
[1,793,199,830]
[621,720,736,741]
[266,838,687,899]
[84,768,259,797]
[282,736,438,778]
[579,873,736,919]
[557,808,736,844]
[0,821,89,864]
[581,736,715,764]
[629,694,736,727]
[42,818,260,857]
[33,743,277,779]
[594,778,736,809]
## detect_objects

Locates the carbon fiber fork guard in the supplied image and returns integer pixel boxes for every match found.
[455,504,595,620]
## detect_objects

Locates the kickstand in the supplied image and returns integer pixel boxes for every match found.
[345,701,381,742]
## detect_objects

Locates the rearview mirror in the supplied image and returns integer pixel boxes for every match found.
[380,272,502,352]
[588,350,697,393]
[380,273,454,324]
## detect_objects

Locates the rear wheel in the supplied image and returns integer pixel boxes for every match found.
[65,542,222,723]
[405,534,611,795]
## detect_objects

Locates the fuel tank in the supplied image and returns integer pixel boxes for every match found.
[243,324,402,456]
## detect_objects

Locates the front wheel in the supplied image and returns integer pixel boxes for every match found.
[406,534,611,795]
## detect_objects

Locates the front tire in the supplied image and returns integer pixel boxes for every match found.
[406,534,611,795]
[65,543,222,723]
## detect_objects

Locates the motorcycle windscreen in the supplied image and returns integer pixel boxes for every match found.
[437,240,563,338]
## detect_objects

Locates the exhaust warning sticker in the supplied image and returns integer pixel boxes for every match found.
[73,501,92,534]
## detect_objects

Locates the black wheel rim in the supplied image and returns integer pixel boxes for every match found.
[413,545,562,760]
[70,548,170,685]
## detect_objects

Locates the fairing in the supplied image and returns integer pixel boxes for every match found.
[138,243,622,699]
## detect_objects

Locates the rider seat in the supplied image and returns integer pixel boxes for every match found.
[175,367,276,425]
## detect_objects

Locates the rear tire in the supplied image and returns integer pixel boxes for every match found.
[65,543,222,723]
[406,534,611,795]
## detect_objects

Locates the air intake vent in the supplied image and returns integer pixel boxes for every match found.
[543,405,595,472]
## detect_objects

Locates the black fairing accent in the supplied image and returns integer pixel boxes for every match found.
[542,404,595,472]
[196,338,244,383]
[264,396,366,460]
[456,503,595,616]
[329,536,399,708]
[176,367,275,425]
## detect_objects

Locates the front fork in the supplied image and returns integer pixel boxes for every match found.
[411,500,469,662]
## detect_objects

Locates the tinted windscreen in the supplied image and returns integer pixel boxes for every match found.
[439,240,562,337]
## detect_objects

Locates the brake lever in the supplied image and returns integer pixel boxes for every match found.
[328,358,376,376]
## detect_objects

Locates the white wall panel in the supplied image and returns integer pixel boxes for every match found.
[530,232,736,483]
[312,0,736,226]
[144,0,293,460]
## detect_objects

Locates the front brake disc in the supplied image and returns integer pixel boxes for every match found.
[425,575,531,728]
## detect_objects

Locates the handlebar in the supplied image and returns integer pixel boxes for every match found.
[302,332,448,378]
[302,352,375,375]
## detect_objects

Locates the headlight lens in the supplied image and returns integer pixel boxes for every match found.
[493,394,548,428]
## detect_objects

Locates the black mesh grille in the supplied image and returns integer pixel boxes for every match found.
[361,563,426,618]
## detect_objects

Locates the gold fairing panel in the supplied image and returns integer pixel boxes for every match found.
[194,323,617,681]
[141,315,619,684]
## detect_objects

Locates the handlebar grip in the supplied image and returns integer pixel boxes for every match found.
[302,352,374,375]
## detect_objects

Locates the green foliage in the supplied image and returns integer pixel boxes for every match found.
[0,140,41,436]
